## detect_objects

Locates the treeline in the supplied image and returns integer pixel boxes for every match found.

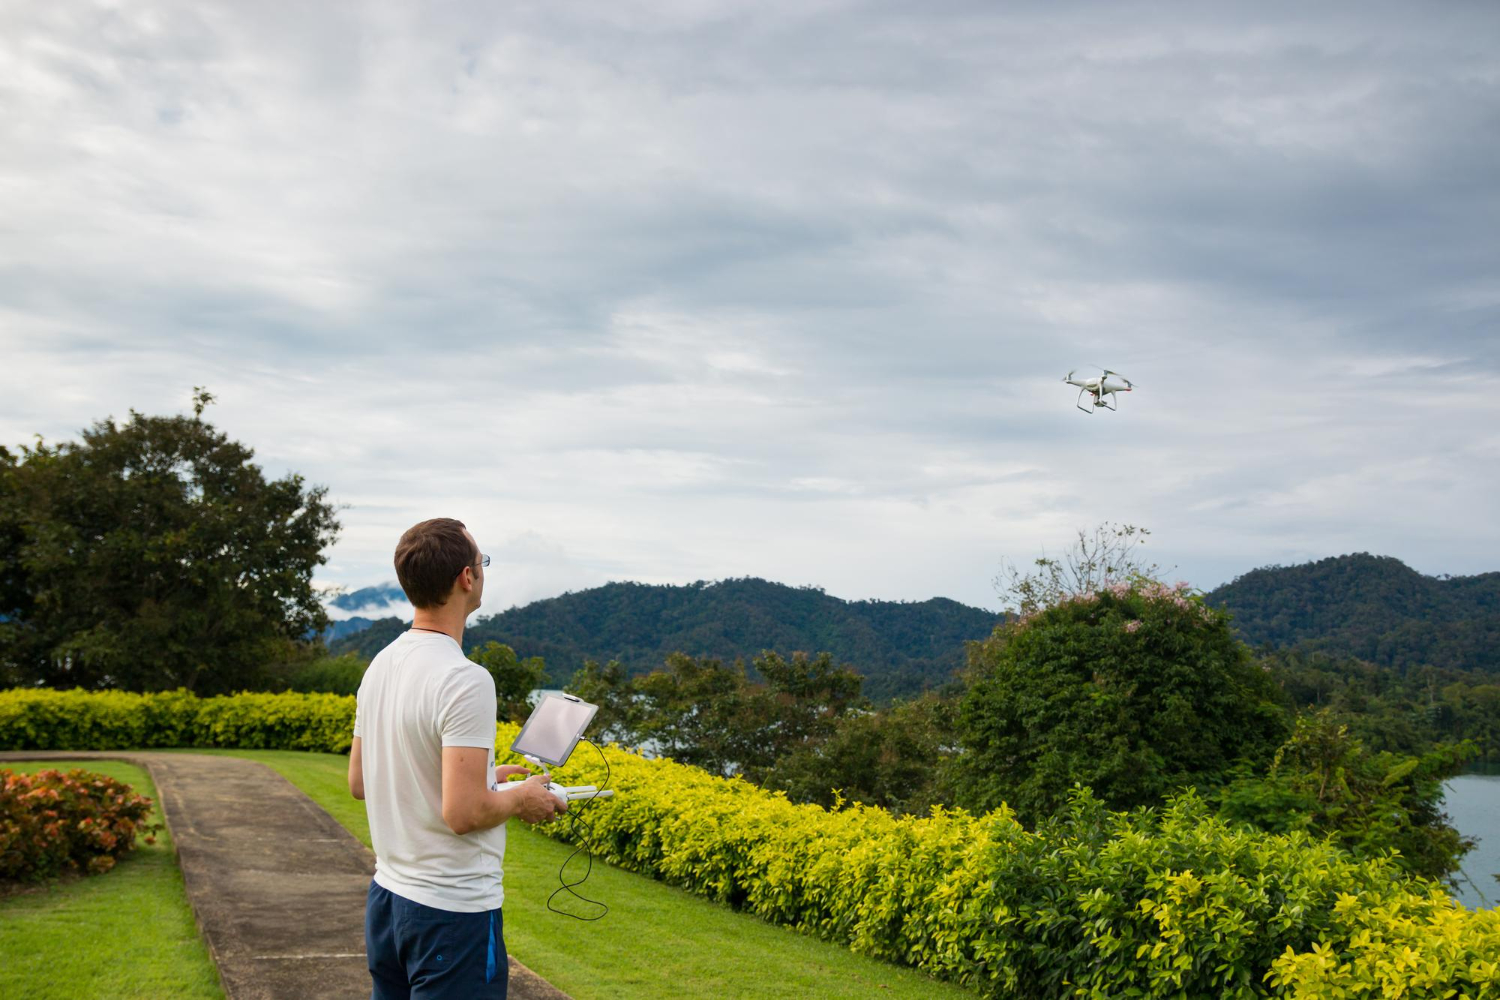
[1266,645,1500,761]
[330,578,1001,702]
[1205,552,1500,671]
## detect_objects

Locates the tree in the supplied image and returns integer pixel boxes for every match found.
[0,394,340,693]
[570,649,868,780]
[993,522,1169,618]
[1214,709,1475,884]
[632,653,770,777]
[467,641,545,723]
[958,580,1288,822]
[764,692,959,815]
[744,650,866,781]
[566,658,640,745]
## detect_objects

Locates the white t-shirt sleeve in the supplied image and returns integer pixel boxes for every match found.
[353,687,364,739]
[439,667,498,749]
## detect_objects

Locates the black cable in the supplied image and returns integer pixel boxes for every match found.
[546,737,610,920]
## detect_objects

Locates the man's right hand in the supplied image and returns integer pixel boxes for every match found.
[510,774,569,825]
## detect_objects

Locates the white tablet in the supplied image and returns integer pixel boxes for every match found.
[510,693,600,767]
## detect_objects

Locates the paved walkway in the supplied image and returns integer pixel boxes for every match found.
[0,751,572,1000]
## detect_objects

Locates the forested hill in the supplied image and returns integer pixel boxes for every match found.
[330,578,1004,702]
[1204,553,1500,672]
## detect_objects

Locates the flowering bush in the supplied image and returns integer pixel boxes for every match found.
[0,767,158,882]
[959,578,1288,821]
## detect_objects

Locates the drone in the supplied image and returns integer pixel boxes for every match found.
[1063,367,1136,413]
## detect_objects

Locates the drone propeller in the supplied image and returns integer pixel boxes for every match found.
[1091,366,1137,387]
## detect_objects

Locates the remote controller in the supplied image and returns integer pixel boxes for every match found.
[496,779,613,806]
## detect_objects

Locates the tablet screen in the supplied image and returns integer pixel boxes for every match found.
[510,693,599,766]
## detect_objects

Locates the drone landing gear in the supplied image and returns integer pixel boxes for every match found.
[1076,390,1117,413]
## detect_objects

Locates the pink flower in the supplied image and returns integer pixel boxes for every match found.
[1124,620,1142,634]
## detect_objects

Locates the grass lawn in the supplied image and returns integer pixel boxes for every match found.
[0,759,224,1000]
[196,748,979,1000]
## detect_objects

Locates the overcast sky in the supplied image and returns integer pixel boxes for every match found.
[3,1,1497,615]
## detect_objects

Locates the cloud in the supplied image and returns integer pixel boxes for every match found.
[2,0,1496,612]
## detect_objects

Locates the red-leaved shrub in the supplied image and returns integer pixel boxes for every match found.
[0,768,158,883]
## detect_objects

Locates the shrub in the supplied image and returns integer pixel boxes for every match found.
[284,653,368,697]
[0,767,157,882]
[517,726,1500,999]
[959,579,1288,821]
[0,688,356,754]
[1215,710,1476,884]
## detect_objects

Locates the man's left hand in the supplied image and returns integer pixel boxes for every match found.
[494,764,535,784]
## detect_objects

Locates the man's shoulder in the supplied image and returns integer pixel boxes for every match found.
[361,633,483,695]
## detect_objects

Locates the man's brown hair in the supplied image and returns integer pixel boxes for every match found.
[394,518,479,609]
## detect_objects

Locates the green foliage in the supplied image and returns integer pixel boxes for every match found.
[332,577,1001,702]
[0,398,340,693]
[325,616,406,661]
[1207,552,1500,673]
[1215,710,1476,884]
[520,724,1500,999]
[631,653,771,777]
[567,650,866,779]
[958,580,1288,821]
[0,688,357,754]
[0,767,158,881]
[1264,645,1500,761]
[283,653,368,696]
[466,641,545,723]
[565,658,639,743]
[764,693,959,815]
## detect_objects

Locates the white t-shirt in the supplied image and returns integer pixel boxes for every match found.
[353,630,505,912]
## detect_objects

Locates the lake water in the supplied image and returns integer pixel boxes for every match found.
[1447,771,1500,908]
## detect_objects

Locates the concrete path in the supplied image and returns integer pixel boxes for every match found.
[0,751,572,1000]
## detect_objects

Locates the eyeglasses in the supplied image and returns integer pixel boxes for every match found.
[477,554,490,568]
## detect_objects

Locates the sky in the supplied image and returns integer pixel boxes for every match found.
[3,1,1497,616]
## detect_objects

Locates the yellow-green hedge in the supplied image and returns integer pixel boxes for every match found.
[0,687,356,754]
[4,689,1498,998]
[506,723,1500,999]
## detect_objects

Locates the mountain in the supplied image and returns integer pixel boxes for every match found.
[327,583,409,614]
[329,577,1004,702]
[1203,553,1500,672]
[320,616,382,644]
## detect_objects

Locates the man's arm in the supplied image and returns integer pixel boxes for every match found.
[348,736,365,800]
[441,746,567,834]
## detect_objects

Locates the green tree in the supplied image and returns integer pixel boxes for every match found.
[958,580,1288,822]
[743,650,866,781]
[1214,709,1475,884]
[565,658,639,745]
[632,653,770,777]
[764,692,958,815]
[467,641,546,723]
[0,393,340,693]
[285,652,368,696]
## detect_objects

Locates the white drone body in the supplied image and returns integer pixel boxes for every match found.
[1063,368,1135,413]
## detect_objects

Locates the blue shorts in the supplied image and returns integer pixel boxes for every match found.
[365,881,507,1000]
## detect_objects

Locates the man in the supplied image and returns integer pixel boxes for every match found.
[349,517,567,999]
